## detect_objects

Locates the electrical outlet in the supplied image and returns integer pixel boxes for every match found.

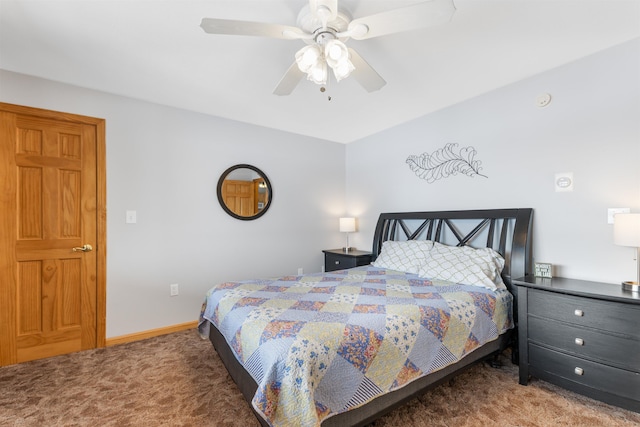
[170,283,179,296]
[297,267,303,275]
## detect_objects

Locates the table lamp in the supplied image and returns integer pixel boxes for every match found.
[614,213,640,292]
[339,217,356,252]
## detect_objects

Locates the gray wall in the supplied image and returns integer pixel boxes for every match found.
[346,39,640,284]
[0,70,347,337]
[1,38,638,337]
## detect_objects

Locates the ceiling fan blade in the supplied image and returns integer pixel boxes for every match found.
[348,48,386,92]
[273,62,305,96]
[346,0,456,40]
[309,0,338,25]
[200,18,308,40]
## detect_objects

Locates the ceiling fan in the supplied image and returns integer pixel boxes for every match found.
[200,0,456,95]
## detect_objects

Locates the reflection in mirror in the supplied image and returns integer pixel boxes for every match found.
[217,164,272,220]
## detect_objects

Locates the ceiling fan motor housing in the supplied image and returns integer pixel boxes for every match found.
[297,5,351,44]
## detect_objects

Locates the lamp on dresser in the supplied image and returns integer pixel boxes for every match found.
[613,212,640,292]
[339,217,356,252]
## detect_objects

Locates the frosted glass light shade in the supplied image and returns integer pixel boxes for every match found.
[324,39,354,81]
[332,59,354,81]
[308,61,327,84]
[295,45,321,73]
[325,40,348,65]
[339,217,356,233]
[614,213,640,247]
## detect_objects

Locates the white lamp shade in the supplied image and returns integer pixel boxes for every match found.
[339,217,356,233]
[614,213,640,247]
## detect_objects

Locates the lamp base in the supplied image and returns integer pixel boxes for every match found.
[342,247,354,252]
[621,281,639,293]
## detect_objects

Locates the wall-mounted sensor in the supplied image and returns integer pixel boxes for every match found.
[536,93,552,108]
[555,172,573,192]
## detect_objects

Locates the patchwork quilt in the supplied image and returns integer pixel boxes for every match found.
[198,265,513,427]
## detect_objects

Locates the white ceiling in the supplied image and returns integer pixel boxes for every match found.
[1,0,639,143]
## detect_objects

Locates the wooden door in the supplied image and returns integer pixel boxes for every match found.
[0,103,106,366]
[221,180,255,217]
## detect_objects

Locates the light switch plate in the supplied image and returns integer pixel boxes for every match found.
[607,207,630,224]
[125,210,137,224]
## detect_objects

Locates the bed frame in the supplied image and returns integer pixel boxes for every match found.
[207,208,533,426]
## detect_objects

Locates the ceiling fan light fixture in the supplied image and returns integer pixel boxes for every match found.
[308,61,327,85]
[332,58,354,81]
[295,45,322,73]
[324,39,348,66]
[323,39,353,81]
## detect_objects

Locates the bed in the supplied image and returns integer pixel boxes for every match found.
[198,208,533,427]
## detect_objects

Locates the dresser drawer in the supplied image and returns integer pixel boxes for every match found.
[528,289,640,338]
[529,344,640,402]
[323,251,372,272]
[528,316,640,371]
[328,254,356,270]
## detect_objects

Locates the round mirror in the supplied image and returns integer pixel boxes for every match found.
[217,164,272,220]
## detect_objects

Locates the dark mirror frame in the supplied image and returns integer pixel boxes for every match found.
[216,164,273,221]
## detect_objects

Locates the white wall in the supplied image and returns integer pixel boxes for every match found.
[346,39,640,285]
[0,70,347,337]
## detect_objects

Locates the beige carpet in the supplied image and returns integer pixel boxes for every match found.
[0,329,638,426]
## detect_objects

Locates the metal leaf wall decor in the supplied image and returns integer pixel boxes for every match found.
[406,143,487,183]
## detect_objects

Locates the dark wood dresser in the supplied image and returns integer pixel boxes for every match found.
[514,276,640,412]
[322,249,372,272]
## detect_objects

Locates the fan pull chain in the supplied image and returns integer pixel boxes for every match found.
[320,81,332,101]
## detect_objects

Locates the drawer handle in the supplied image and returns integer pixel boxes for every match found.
[574,367,584,376]
[574,338,584,346]
[574,309,584,317]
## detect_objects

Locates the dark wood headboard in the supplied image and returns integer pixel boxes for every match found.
[371,208,533,290]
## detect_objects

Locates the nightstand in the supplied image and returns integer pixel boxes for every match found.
[514,276,640,412]
[322,249,372,272]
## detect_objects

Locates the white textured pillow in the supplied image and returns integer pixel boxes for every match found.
[372,240,434,274]
[417,242,506,290]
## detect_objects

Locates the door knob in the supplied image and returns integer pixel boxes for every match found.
[72,244,93,252]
